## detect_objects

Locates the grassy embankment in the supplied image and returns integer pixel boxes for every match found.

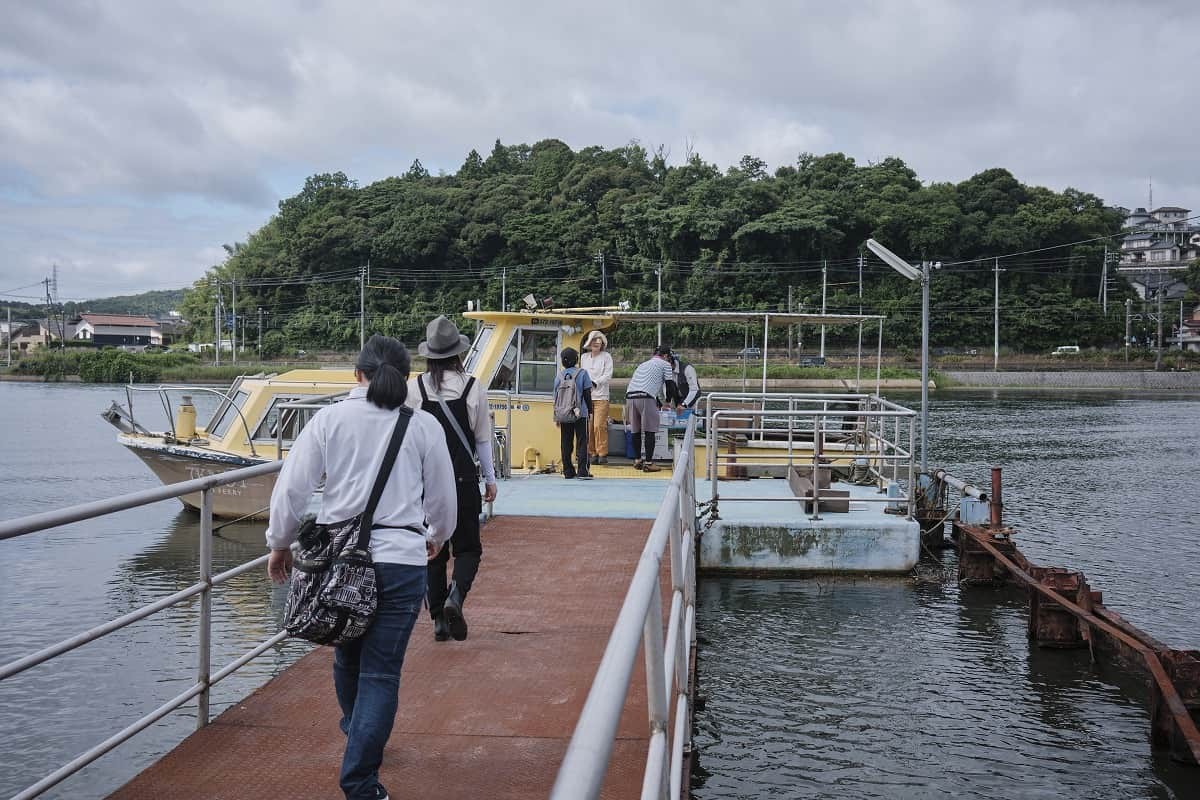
[5,350,322,383]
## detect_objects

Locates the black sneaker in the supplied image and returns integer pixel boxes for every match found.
[578,473,594,480]
[563,473,576,479]
[433,615,450,642]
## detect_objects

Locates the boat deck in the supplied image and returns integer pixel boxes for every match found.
[105,514,660,800]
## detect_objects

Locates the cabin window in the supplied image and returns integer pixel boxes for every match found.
[208,390,250,439]
[516,329,558,394]
[251,396,305,442]
[465,324,494,374]
[488,332,518,392]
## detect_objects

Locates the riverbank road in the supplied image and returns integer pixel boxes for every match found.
[105,514,658,800]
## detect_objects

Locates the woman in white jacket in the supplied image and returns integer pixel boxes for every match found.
[580,330,614,465]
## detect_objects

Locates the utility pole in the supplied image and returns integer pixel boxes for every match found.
[856,251,864,388]
[1181,300,1186,351]
[213,280,221,366]
[786,285,793,359]
[257,307,263,357]
[230,280,237,364]
[1100,245,1109,314]
[596,251,606,302]
[994,257,1002,371]
[6,306,11,368]
[501,265,507,311]
[359,264,366,350]
[819,259,827,358]
[656,265,663,346]
[1155,276,1164,372]
[1125,297,1132,363]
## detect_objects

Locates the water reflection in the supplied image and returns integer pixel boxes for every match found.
[0,383,309,800]
[693,575,1197,799]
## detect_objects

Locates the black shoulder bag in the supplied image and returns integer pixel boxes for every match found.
[282,407,414,646]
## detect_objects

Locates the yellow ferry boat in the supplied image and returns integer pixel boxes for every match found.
[103,308,884,518]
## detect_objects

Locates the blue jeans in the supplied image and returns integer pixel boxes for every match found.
[333,562,426,799]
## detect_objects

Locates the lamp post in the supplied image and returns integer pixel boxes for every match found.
[866,238,933,473]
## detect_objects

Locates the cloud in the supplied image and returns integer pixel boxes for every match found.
[1,0,1198,299]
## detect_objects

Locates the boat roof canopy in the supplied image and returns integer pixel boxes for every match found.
[608,311,883,326]
[464,309,883,327]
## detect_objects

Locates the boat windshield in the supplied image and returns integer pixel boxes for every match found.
[207,390,249,439]
[465,324,494,374]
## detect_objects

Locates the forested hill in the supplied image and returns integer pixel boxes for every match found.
[179,140,1129,352]
[5,289,184,319]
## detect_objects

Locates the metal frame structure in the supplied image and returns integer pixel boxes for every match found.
[927,468,1200,766]
[0,461,287,800]
[550,415,699,800]
[701,392,918,519]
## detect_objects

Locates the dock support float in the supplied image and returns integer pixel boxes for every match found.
[932,467,1200,766]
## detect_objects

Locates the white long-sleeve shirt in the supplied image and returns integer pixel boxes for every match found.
[265,386,457,565]
[580,351,613,401]
[404,371,497,484]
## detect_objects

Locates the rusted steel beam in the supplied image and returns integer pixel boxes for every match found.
[989,468,1003,528]
[958,521,1200,765]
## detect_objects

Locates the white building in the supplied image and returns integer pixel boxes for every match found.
[72,313,162,347]
[1117,206,1199,301]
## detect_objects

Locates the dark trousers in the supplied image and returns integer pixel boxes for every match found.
[560,418,589,477]
[634,431,657,462]
[427,478,483,618]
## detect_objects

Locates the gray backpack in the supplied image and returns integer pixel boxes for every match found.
[554,368,581,424]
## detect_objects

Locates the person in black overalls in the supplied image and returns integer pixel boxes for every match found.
[407,316,498,642]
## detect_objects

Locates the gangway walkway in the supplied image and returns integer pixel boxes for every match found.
[105,514,660,799]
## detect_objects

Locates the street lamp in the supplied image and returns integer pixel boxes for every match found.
[866,238,934,473]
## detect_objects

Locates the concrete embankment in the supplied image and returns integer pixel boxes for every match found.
[943,370,1200,390]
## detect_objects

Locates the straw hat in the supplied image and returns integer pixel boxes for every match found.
[417,315,470,359]
[583,330,608,349]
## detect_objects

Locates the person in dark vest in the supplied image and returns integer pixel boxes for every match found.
[405,316,498,642]
[671,351,701,411]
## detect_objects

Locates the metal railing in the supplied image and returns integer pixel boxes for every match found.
[0,461,287,800]
[124,383,262,456]
[703,392,917,518]
[550,415,699,800]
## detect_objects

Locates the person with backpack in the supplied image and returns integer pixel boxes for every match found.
[266,334,457,800]
[624,345,680,472]
[553,346,594,479]
[405,316,498,644]
[671,351,701,411]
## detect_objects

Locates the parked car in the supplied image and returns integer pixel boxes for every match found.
[1051,345,1080,356]
[797,356,826,367]
[736,346,763,359]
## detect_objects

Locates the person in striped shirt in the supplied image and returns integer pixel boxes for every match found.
[623,345,679,472]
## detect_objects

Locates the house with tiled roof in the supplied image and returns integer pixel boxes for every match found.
[1117,205,1199,300]
[72,313,162,347]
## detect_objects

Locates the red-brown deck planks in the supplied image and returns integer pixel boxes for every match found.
[106,515,657,800]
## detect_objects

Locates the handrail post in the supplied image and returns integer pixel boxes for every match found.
[907,417,916,519]
[642,579,669,800]
[197,488,213,729]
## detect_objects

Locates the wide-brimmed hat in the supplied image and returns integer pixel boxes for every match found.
[418,315,470,359]
[583,330,608,349]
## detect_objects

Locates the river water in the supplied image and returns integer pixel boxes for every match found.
[1,383,1198,799]
[0,381,311,799]
[693,390,1200,800]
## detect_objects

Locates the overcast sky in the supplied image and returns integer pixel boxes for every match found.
[1,0,1197,302]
